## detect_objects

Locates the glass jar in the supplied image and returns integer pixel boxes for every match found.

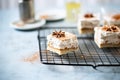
[18,0,35,23]
[65,0,81,22]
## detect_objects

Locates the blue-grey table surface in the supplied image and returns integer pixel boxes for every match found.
[0,8,120,80]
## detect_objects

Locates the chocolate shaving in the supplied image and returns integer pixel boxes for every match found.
[84,13,94,18]
[52,30,65,38]
[112,14,120,20]
[102,25,120,32]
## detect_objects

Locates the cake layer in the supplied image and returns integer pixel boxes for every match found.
[47,45,78,55]
[95,39,120,48]
[78,28,94,34]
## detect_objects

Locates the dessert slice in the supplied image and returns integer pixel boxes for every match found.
[47,30,78,55]
[94,25,120,48]
[77,13,100,34]
[104,14,120,27]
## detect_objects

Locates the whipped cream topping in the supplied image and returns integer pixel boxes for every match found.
[47,32,78,49]
[94,27,120,44]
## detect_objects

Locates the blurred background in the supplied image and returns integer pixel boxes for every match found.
[1,0,120,19]
[1,0,120,24]
[0,0,120,10]
[0,0,65,10]
[0,0,120,26]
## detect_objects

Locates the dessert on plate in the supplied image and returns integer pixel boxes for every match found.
[104,14,120,27]
[77,13,100,34]
[94,25,120,48]
[47,30,79,55]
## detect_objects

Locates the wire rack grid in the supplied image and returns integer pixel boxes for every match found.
[38,27,120,69]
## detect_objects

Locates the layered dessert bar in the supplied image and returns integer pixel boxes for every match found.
[94,25,120,48]
[47,30,78,55]
[104,14,120,27]
[77,13,100,34]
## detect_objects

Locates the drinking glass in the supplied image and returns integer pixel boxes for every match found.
[65,0,81,22]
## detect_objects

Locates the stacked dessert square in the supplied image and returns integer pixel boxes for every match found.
[94,25,120,48]
[77,13,100,34]
[47,30,78,55]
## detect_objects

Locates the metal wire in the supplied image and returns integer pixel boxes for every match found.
[38,27,120,68]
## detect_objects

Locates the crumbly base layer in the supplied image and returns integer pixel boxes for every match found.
[95,39,120,48]
[79,28,94,34]
[47,45,78,55]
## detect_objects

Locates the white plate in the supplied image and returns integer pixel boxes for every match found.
[38,10,66,21]
[11,19,46,30]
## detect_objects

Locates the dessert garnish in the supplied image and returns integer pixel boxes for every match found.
[102,25,120,32]
[84,13,94,18]
[112,14,120,20]
[52,30,65,38]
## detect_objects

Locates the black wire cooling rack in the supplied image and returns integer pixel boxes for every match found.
[38,27,120,68]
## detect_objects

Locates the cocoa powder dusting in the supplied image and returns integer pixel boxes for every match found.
[23,50,49,63]
[23,52,39,63]
[84,13,94,18]
[102,25,120,32]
